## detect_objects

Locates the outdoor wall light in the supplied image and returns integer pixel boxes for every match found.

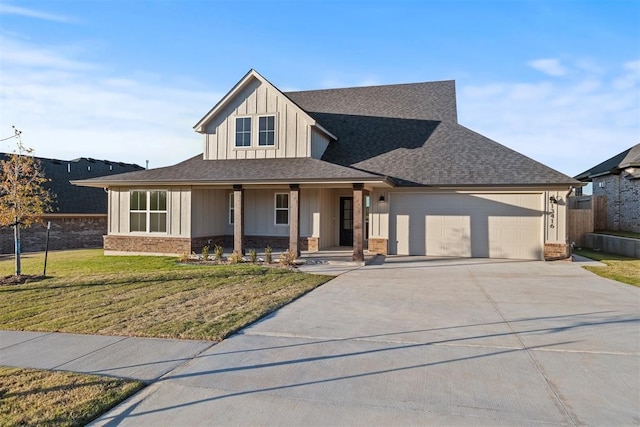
[549,196,558,204]
[379,195,386,203]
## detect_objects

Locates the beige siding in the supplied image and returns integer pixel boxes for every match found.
[319,189,337,248]
[369,189,390,239]
[191,189,227,237]
[310,129,330,159]
[203,77,315,160]
[544,190,568,243]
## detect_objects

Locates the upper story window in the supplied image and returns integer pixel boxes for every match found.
[258,116,276,146]
[275,193,289,225]
[130,190,167,233]
[235,117,251,147]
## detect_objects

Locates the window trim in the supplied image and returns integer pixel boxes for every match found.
[229,193,234,225]
[274,192,289,226]
[235,116,252,148]
[129,189,168,234]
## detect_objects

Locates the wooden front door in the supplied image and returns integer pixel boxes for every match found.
[339,197,354,246]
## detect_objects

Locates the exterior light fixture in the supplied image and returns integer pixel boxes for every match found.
[379,195,386,203]
[549,196,557,204]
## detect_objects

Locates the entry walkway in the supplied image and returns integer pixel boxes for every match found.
[1,257,638,426]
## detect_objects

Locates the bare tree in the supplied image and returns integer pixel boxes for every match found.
[0,127,55,276]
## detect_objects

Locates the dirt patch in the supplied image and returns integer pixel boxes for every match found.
[0,275,44,286]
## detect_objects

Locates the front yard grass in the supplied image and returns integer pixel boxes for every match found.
[573,248,640,287]
[0,366,144,426]
[0,249,332,341]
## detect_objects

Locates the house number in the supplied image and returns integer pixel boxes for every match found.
[549,203,555,229]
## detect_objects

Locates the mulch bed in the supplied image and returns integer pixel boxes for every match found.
[0,275,44,286]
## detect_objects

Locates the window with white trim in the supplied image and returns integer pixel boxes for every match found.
[258,115,275,146]
[229,193,234,224]
[129,190,167,233]
[235,117,251,147]
[275,193,289,225]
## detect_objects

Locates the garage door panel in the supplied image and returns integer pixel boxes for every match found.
[390,193,542,260]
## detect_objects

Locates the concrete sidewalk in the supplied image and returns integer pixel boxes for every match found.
[0,331,213,382]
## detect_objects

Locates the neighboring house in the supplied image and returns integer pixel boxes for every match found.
[574,144,640,233]
[0,155,144,254]
[74,69,580,261]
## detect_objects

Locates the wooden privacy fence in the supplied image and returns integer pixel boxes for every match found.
[567,194,607,247]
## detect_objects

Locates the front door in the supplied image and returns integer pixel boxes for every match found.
[339,197,353,246]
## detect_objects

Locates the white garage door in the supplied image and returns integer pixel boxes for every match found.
[390,193,543,260]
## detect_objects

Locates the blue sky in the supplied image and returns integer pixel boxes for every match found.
[0,0,638,180]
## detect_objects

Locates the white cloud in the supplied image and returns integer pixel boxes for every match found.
[459,59,640,177]
[0,35,220,168]
[528,58,569,77]
[0,3,75,23]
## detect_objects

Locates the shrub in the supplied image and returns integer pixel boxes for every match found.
[228,251,243,264]
[213,244,224,261]
[265,246,273,264]
[248,248,257,263]
[202,245,210,261]
[178,252,190,262]
[279,249,297,266]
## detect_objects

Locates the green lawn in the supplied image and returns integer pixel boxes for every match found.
[573,249,640,287]
[0,366,143,426]
[0,249,331,341]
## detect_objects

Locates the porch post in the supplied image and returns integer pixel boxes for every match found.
[289,184,300,257]
[353,183,364,262]
[233,184,245,255]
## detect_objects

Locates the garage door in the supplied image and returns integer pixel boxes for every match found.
[389,193,543,260]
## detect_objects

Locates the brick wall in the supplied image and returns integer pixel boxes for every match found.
[544,243,570,260]
[104,235,191,255]
[0,216,108,254]
[593,175,640,232]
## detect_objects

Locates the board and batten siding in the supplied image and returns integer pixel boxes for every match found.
[204,77,316,160]
[311,129,330,159]
[191,189,228,237]
[107,187,191,237]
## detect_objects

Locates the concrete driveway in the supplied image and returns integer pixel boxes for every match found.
[94,257,640,426]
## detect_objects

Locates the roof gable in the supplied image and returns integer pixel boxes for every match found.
[575,143,640,181]
[193,69,335,139]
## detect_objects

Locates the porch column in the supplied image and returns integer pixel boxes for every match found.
[353,183,364,261]
[289,184,300,257]
[233,184,245,255]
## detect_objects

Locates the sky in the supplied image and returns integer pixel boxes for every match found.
[0,0,638,182]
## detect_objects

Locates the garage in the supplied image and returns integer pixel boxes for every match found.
[389,193,543,260]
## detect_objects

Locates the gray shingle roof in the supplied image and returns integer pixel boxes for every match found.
[0,154,143,213]
[75,155,386,186]
[286,80,458,122]
[575,143,640,181]
[74,74,579,188]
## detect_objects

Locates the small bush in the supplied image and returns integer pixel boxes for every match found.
[248,248,257,263]
[228,251,243,264]
[213,244,224,261]
[202,245,210,261]
[178,252,190,262]
[265,246,273,264]
[279,249,297,266]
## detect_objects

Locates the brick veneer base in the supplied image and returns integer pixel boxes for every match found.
[368,238,388,255]
[103,234,312,255]
[544,242,570,260]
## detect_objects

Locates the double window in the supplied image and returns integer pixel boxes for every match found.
[130,190,167,233]
[235,115,276,148]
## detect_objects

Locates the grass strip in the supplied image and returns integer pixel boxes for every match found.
[0,366,143,426]
[573,249,640,287]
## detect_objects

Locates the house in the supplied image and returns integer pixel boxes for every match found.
[73,69,580,261]
[0,155,144,254]
[574,143,640,233]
